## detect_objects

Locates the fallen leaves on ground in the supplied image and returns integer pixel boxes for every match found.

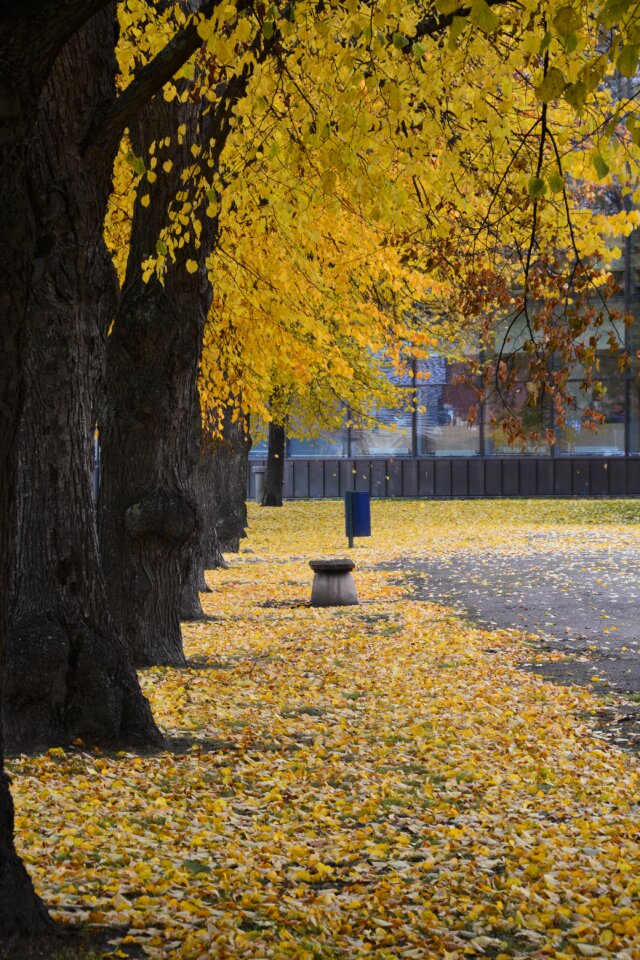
[9,500,640,959]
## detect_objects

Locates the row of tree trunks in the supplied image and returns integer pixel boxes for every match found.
[98,87,217,667]
[180,408,251,620]
[5,7,162,754]
[0,2,258,934]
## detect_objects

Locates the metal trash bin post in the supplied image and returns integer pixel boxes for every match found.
[253,466,266,504]
[345,491,371,548]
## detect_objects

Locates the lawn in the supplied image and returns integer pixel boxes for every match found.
[10,501,640,959]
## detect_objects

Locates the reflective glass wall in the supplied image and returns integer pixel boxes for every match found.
[249,230,640,459]
[249,325,640,458]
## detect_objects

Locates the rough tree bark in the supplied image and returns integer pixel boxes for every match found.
[6,7,162,753]
[99,34,269,665]
[99,87,216,666]
[197,444,226,570]
[179,400,210,622]
[209,406,250,551]
[0,0,117,936]
[179,451,224,621]
[262,421,286,507]
[0,119,52,946]
[181,405,251,619]
[3,0,235,747]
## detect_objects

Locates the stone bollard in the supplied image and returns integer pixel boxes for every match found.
[309,559,358,607]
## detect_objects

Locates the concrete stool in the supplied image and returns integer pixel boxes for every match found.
[309,559,358,607]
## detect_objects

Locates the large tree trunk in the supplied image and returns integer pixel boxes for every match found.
[6,8,162,753]
[0,4,101,937]
[0,158,52,939]
[99,21,270,665]
[262,421,286,507]
[99,92,215,667]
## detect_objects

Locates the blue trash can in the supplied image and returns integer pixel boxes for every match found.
[345,491,371,547]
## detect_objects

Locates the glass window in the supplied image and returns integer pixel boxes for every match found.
[416,356,446,384]
[484,383,551,456]
[248,438,268,458]
[551,309,627,378]
[556,381,626,455]
[248,418,268,458]
[350,403,413,457]
[415,356,478,386]
[378,362,414,387]
[417,384,479,456]
[288,430,346,457]
[625,301,640,355]
[629,378,640,454]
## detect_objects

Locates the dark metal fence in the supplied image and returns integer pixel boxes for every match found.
[248,456,640,499]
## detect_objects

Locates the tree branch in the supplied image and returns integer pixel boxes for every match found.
[83,0,231,153]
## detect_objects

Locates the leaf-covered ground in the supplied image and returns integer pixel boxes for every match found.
[10,501,640,959]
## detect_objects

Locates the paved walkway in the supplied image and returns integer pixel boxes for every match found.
[378,543,640,749]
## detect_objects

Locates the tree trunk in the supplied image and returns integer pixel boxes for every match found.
[208,406,250,551]
[99,92,215,667]
[98,20,270,665]
[179,399,208,621]
[0,6,90,938]
[6,8,162,753]
[0,157,52,940]
[262,421,286,507]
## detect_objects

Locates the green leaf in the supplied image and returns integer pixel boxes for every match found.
[412,40,426,57]
[535,66,566,102]
[392,32,408,49]
[553,5,582,35]
[156,239,168,256]
[448,15,467,48]
[563,80,586,110]
[627,118,640,145]
[125,151,146,176]
[548,171,565,194]
[564,32,579,53]
[470,0,499,34]
[592,152,610,179]
[528,177,547,199]
[262,19,274,38]
[538,30,552,53]
[183,859,211,875]
[617,45,640,78]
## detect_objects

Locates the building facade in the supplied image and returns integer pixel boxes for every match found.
[249,237,640,497]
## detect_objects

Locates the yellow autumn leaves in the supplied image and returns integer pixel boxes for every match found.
[9,500,640,958]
